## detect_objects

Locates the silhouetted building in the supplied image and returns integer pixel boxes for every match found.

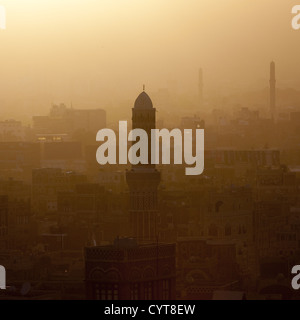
[126,91,161,242]
[0,178,31,202]
[33,103,106,135]
[0,142,40,181]
[41,142,85,172]
[57,183,129,246]
[177,238,239,300]
[181,115,205,130]
[0,191,35,251]
[0,196,8,250]
[85,238,176,300]
[0,120,28,141]
[32,168,87,215]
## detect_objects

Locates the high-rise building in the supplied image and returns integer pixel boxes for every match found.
[126,91,161,242]
[269,61,276,120]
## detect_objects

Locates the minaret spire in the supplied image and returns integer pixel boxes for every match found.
[126,91,160,242]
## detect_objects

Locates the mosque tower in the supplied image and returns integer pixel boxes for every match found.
[126,88,161,242]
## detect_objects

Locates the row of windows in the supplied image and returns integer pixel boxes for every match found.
[208,202,251,213]
[94,284,119,301]
[131,281,170,300]
[0,227,8,236]
[130,193,157,210]
[279,250,295,257]
[16,216,29,225]
[0,215,8,226]
[276,233,297,242]
[93,280,171,300]
[208,224,247,237]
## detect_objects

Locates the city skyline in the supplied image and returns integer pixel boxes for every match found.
[1,0,300,302]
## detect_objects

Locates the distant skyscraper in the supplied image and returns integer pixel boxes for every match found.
[198,68,204,108]
[126,90,161,242]
[269,61,276,119]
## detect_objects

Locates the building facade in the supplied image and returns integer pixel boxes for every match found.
[85,238,176,300]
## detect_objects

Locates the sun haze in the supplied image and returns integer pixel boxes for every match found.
[0,0,299,119]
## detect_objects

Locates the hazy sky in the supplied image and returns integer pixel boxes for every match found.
[0,0,300,117]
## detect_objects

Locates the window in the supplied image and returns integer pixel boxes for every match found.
[215,201,223,213]
[242,226,247,234]
[130,283,139,300]
[144,282,153,300]
[208,224,218,237]
[225,225,232,237]
[238,225,242,234]
[94,283,119,300]
[162,280,170,300]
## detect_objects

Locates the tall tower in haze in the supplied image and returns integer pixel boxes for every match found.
[198,68,204,109]
[126,90,161,242]
[269,61,276,120]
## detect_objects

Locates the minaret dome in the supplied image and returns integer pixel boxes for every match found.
[134,92,153,110]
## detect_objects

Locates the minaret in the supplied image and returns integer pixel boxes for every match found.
[126,89,161,242]
[198,68,204,109]
[269,61,276,120]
